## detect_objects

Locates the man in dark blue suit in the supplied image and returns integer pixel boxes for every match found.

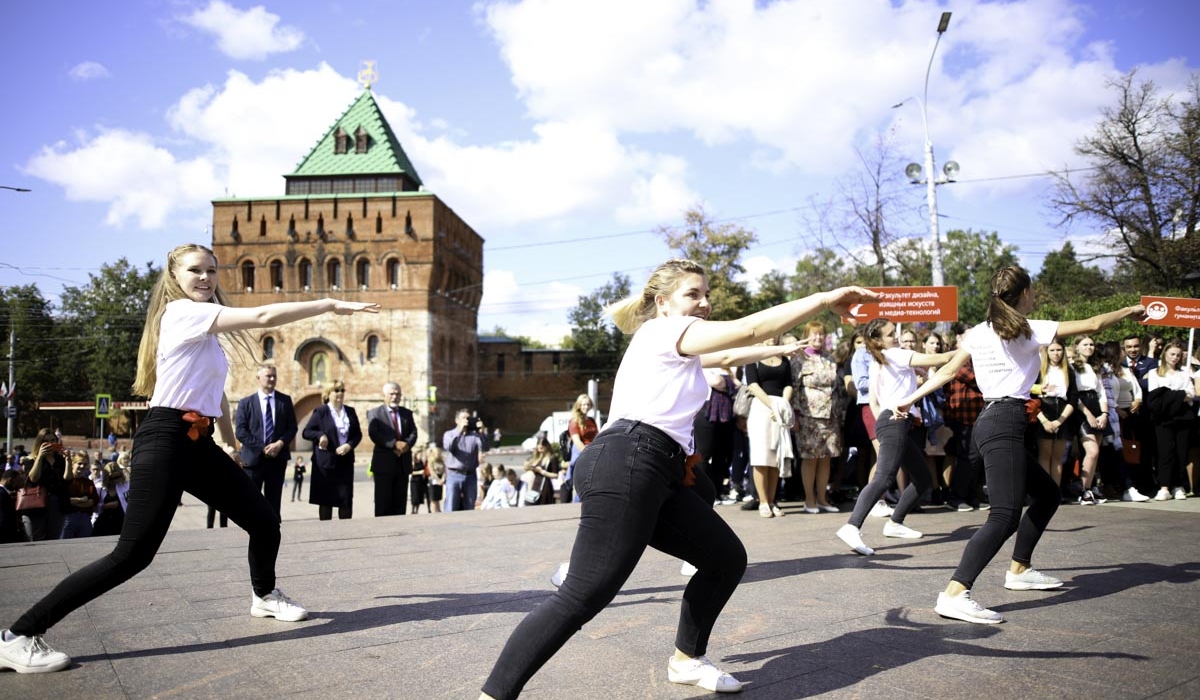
[235,365,297,518]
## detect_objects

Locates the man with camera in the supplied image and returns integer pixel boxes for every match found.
[443,408,491,511]
[367,382,419,516]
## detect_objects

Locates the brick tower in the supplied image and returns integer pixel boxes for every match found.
[210,89,482,447]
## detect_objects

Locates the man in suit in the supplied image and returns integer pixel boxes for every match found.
[235,365,297,518]
[367,382,419,516]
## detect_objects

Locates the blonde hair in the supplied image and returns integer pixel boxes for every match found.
[571,394,591,433]
[321,379,346,403]
[133,244,252,396]
[986,266,1033,341]
[804,320,826,337]
[1156,339,1186,376]
[606,259,706,334]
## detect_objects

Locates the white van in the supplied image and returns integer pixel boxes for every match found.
[521,411,604,451]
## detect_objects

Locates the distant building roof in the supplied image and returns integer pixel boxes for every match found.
[290,90,423,186]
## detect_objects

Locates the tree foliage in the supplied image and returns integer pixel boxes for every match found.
[658,206,756,320]
[1033,241,1114,309]
[801,129,921,286]
[1052,70,1200,289]
[0,285,58,432]
[566,272,632,371]
[58,258,159,400]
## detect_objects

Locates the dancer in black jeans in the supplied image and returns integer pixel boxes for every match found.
[893,266,1143,624]
[836,318,955,555]
[0,243,378,673]
[480,259,876,698]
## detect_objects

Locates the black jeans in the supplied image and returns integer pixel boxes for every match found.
[1154,422,1190,490]
[952,401,1059,588]
[10,408,282,636]
[848,411,932,528]
[482,420,747,700]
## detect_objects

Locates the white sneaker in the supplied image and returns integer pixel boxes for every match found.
[667,654,743,693]
[771,504,786,518]
[250,588,308,622]
[1122,487,1150,502]
[882,521,922,539]
[1091,486,1108,504]
[1004,568,1063,590]
[0,629,71,673]
[680,562,698,576]
[1174,487,1188,500]
[550,562,569,588]
[868,499,893,518]
[1154,487,1172,501]
[741,494,755,503]
[935,590,1003,624]
[836,523,875,556]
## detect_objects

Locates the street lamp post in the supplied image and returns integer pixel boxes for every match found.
[897,12,955,289]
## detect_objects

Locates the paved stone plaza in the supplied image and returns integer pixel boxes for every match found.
[2,483,1198,699]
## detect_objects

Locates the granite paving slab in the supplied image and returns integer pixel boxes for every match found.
[0,493,1197,698]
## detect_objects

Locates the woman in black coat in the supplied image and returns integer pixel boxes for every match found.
[302,380,362,520]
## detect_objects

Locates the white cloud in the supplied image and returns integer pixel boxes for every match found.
[68,61,110,80]
[480,270,581,346]
[181,0,304,60]
[478,0,1187,192]
[23,129,221,229]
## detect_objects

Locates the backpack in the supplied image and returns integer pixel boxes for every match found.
[558,428,573,460]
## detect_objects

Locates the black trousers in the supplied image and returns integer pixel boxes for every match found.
[482,420,747,700]
[374,468,410,516]
[10,407,281,636]
[952,402,1059,588]
[245,454,288,518]
[848,411,932,528]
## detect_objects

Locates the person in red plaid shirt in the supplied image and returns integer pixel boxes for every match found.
[943,323,985,511]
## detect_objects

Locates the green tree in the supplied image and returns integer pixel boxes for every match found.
[58,258,159,399]
[0,285,59,431]
[802,129,920,286]
[889,229,1018,325]
[748,270,791,313]
[567,272,631,371]
[1033,242,1114,309]
[1051,70,1200,290]
[658,205,756,320]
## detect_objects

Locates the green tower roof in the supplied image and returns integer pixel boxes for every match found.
[290,90,423,186]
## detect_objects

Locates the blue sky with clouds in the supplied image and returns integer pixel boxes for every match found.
[2,0,1197,344]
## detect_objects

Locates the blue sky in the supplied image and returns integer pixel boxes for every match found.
[2,0,1197,345]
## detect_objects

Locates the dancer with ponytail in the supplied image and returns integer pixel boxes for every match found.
[479,259,877,698]
[891,266,1143,624]
[0,244,378,673]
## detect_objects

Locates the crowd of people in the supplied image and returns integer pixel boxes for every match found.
[2,246,1191,698]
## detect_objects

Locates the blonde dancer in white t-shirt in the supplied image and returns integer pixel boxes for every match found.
[480,259,877,699]
[894,266,1143,625]
[0,244,378,674]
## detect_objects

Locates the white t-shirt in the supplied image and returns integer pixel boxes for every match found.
[1147,368,1195,396]
[869,348,918,410]
[149,299,227,417]
[1041,366,1068,399]
[1074,363,1101,392]
[965,319,1059,399]
[604,315,707,453]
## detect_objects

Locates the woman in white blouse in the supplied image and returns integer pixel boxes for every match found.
[1146,340,1194,501]
[1071,336,1109,504]
[1034,339,1076,495]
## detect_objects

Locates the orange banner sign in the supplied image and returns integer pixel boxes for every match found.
[843,286,958,324]
[1141,295,1200,329]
